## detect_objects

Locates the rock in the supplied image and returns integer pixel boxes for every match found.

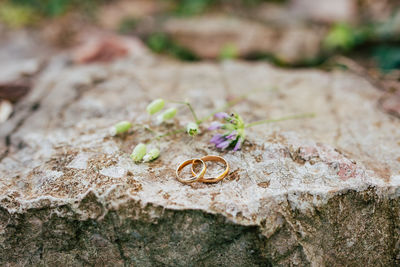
[379,90,400,118]
[98,0,171,30]
[289,0,357,23]
[248,0,399,25]
[163,15,325,63]
[0,52,399,266]
[72,34,148,64]
[0,29,48,83]
[0,82,31,103]
[174,1,399,63]
[0,100,12,123]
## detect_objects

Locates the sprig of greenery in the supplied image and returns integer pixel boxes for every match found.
[244,113,316,128]
[111,86,314,162]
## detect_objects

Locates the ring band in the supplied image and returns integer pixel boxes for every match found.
[176,158,206,184]
[191,155,229,183]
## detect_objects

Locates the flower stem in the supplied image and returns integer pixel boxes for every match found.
[154,128,186,140]
[167,100,200,124]
[198,86,277,123]
[136,123,159,135]
[244,113,315,128]
[156,87,278,141]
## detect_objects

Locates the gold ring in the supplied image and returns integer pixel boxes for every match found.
[191,155,229,183]
[176,158,206,184]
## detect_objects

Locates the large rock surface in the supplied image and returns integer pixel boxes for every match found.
[0,47,399,266]
[163,15,324,63]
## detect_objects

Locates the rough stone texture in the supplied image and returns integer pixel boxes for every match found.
[0,46,400,266]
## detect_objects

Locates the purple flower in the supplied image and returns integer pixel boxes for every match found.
[208,121,223,130]
[226,130,237,140]
[210,133,232,149]
[233,137,243,151]
[210,134,224,145]
[214,112,229,119]
[208,111,246,151]
[216,140,231,149]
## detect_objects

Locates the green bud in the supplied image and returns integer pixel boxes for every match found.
[143,148,160,162]
[130,143,147,162]
[157,107,177,122]
[110,121,132,136]
[186,122,199,136]
[146,98,165,115]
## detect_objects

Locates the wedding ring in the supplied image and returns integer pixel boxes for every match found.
[176,158,206,184]
[191,155,229,183]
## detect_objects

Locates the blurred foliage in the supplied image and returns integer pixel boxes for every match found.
[240,0,286,5]
[0,2,38,27]
[219,43,238,60]
[171,0,215,16]
[146,33,199,61]
[0,0,398,73]
[323,20,400,72]
[118,17,139,34]
[0,0,290,21]
[169,0,283,16]
[374,12,400,41]
[1,0,105,19]
[323,23,368,52]
[373,46,400,73]
[245,51,324,68]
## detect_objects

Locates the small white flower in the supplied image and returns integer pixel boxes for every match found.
[186,122,199,136]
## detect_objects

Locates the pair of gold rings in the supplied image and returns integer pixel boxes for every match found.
[176,155,229,184]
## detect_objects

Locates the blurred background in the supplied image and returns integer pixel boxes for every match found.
[0,0,399,122]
